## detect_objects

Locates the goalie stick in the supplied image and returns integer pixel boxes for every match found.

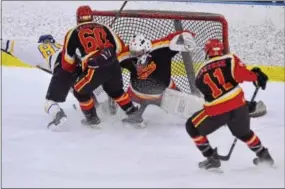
[217,86,260,161]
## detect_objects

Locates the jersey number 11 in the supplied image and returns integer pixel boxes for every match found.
[203,68,233,98]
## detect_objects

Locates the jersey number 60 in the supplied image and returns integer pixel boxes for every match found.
[78,28,111,54]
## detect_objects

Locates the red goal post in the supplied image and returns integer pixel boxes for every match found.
[92,10,229,95]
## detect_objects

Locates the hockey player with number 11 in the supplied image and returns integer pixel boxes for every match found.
[185,39,274,170]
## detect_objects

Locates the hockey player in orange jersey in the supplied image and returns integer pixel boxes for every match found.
[61,5,143,126]
[185,39,274,170]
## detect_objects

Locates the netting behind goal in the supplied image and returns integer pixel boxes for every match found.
[93,10,229,94]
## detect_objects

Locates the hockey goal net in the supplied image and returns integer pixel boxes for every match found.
[93,10,229,95]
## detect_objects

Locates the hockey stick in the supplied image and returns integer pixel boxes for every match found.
[218,86,260,161]
[106,1,128,115]
[110,1,128,27]
[250,86,260,103]
[35,65,52,74]
[218,138,238,161]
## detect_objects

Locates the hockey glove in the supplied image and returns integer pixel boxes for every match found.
[250,100,267,118]
[246,100,257,113]
[87,47,117,69]
[38,34,55,43]
[169,31,197,52]
[251,67,268,90]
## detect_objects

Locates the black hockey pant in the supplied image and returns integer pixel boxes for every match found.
[45,65,77,102]
[185,105,265,157]
[73,61,133,112]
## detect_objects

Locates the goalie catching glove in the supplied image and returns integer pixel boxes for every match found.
[169,31,198,52]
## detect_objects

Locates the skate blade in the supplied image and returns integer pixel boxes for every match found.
[199,167,224,174]
[138,121,146,128]
[81,119,102,129]
[122,120,146,129]
[254,160,275,168]
[89,124,103,129]
[47,117,68,132]
[207,167,224,174]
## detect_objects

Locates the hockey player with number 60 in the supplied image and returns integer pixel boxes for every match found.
[61,5,143,126]
[185,39,274,170]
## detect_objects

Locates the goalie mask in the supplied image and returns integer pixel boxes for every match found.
[129,34,152,65]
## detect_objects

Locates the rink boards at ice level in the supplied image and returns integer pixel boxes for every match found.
[1,66,284,188]
[2,51,285,82]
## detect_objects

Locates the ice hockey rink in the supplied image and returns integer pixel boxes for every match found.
[2,66,284,188]
[2,0,284,188]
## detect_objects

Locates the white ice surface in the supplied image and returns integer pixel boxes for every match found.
[2,67,284,188]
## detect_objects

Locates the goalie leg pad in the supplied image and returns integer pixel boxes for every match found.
[160,88,204,119]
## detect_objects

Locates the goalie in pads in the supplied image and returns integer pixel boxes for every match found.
[111,31,199,118]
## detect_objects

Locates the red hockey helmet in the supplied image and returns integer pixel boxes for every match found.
[76,5,93,24]
[204,39,224,58]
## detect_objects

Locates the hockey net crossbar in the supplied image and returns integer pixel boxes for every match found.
[93,9,229,94]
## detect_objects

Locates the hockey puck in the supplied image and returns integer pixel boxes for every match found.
[73,104,77,110]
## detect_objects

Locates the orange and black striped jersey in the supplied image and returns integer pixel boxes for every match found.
[195,53,257,116]
[118,31,188,95]
[61,21,124,72]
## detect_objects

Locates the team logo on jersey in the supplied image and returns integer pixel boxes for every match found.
[137,61,157,80]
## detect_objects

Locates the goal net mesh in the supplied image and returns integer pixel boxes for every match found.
[93,10,229,94]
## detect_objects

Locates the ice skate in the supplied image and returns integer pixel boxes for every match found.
[253,148,274,166]
[198,148,221,170]
[47,108,67,130]
[81,108,101,128]
[122,106,145,128]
